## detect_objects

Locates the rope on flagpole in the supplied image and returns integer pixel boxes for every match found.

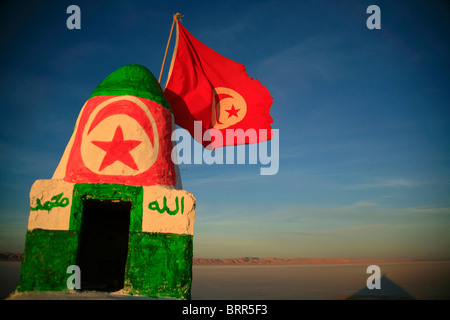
[159,13,183,84]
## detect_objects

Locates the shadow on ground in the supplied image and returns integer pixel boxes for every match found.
[346,275,415,300]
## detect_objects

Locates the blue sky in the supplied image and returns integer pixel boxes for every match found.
[0,0,449,259]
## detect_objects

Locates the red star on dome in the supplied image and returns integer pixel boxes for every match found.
[91,126,142,171]
[225,105,240,118]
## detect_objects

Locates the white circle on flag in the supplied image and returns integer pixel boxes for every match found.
[211,87,247,129]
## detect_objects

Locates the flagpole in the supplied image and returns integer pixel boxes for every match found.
[159,13,182,84]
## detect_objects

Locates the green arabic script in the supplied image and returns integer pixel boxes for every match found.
[30,192,70,212]
[148,196,184,215]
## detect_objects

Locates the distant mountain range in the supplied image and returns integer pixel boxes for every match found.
[0,252,23,261]
[1,252,434,265]
[192,257,428,265]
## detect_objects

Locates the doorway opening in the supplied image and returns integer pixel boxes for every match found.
[78,199,131,291]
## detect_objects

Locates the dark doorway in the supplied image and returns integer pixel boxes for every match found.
[78,199,131,291]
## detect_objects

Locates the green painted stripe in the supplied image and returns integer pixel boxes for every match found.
[16,230,193,299]
[16,229,79,292]
[70,183,143,233]
[125,232,193,300]
[89,64,172,112]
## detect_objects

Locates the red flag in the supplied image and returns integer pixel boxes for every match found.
[164,21,273,150]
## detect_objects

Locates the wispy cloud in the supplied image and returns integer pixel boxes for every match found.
[343,178,420,190]
[255,32,355,91]
[184,171,262,187]
[194,201,450,258]
[195,198,450,234]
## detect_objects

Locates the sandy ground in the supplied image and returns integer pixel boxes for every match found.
[2,260,450,300]
[191,261,450,300]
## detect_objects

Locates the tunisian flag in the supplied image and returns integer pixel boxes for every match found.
[164,21,273,150]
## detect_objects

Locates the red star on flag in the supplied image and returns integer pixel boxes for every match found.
[92,126,142,171]
[225,105,240,118]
